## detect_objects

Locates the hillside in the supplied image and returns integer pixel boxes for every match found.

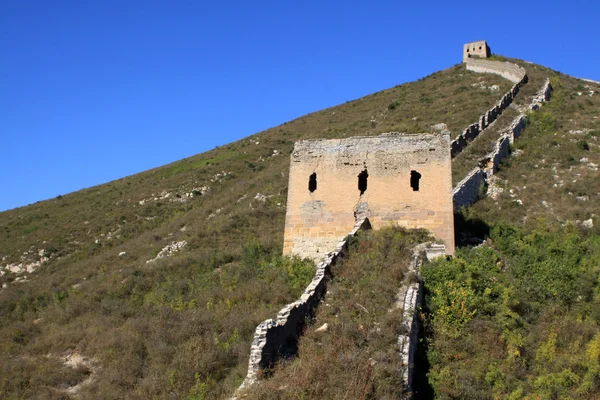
[0,57,599,399]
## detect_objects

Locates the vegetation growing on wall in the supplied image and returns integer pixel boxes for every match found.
[0,62,509,399]
[246,227,430,399]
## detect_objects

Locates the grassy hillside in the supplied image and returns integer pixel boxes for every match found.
[246,227,430,400]
[420,63,600,399]
[467,60,600,228]
[421,224,600,399]
[0,63,511,399]
[1,56,598,399]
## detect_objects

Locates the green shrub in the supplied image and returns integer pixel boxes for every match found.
[578,140,590,151]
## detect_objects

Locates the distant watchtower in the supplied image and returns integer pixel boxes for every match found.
[463,40,491,62]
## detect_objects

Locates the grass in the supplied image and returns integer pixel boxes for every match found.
[421,223,600,399]
[1,56,598,398]
[421,62,600,399]
[0,62,509,399]
[244,227,431,399]
[467,71,600,229]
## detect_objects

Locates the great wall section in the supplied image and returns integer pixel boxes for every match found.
[233,43,554,399]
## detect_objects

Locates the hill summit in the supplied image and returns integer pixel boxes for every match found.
[1,43,599,399]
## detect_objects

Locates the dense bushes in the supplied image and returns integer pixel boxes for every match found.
[422,224,600,399]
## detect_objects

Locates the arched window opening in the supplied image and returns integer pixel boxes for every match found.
[308,173,317,193]
[410,170,421,192]
[358,169,368,195]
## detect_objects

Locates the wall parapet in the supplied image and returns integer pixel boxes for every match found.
[452,78,553,209]
[452,168,486,210]
[529,78,552,111]
[397,242,446,397]
[451,61,528,158]
[234,217,372,398]
[466,58,527,83]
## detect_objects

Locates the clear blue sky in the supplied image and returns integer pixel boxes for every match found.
[1,1,599,212]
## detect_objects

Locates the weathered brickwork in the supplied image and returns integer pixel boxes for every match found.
[397,243,446,395]
[283,133,455,262]
[463,40,491,62]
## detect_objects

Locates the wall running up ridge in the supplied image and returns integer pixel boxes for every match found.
[450,60,528,158]
[466,58,527,84]
[236,60,550,399]
[453,78,552,209]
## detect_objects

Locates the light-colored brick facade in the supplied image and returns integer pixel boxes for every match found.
[283,133,455,262]
[463,40,491,62]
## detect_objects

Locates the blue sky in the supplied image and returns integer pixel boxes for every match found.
[1,1,599,212]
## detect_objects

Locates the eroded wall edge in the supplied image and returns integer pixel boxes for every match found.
[452,78,552,209]
[397,243,446,395]
[451,60,528,158]
[233,217,372,399]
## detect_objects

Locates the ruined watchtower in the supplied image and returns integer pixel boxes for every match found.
[463,40,491,62]
[283,133,455,263]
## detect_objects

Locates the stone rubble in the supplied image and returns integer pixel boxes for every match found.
[146,240,187,264]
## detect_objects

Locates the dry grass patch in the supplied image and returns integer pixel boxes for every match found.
[245,227,430,400]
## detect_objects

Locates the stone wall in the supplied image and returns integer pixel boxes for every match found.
[452,168,486,210]
[283,133,455,263]
[463,40,491,62]
[509,115,527,144]
[481,135,511,175]
[529,78,552,111]
[397,243,446,395]
[452,79,553,209]
[450,61,528,158]
[466,58,527,84]
[234,218,372,398]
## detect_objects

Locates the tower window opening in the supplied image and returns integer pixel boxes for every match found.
[308,173,317,192]
[358,169,368,195]
[410,170,421,191]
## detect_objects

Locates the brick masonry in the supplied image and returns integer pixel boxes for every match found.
[283,133,455,263]
[463,40,491,62]
[450,60,528,158]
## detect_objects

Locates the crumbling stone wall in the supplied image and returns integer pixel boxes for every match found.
[234,218,372,398]
[452,79,553,208]
[397,243,446,395]
[453,168,487,210]
[451,62,528,158]
[530,78,552,111]
[283,133,455,263]
[463,40,491,62]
